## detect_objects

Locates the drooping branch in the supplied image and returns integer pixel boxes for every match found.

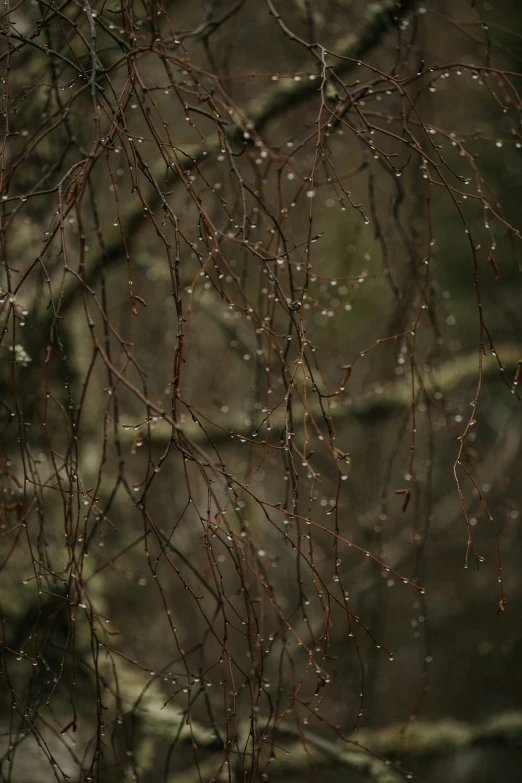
[55,0,416,319]
[245,0,416,133]
[117,341,520,448]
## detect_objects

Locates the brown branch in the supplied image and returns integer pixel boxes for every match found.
[115,341,520,448]
[55,0,415,319]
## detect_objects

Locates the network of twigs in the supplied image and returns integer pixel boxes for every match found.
[0,1,521,781]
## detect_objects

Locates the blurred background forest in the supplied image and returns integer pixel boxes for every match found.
[0,0,521,781]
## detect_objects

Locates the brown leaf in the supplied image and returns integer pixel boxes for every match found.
[333,447,351,462]
[60,717,77,734]
[488,254,500,279]
[394,488,411,513]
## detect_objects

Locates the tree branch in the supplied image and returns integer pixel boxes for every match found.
[56,0,415,319]
[118,341,520,448]
[122,681,522,783]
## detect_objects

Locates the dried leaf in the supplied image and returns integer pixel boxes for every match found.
[60,717,77,734]
[488,254,500,279]
[395,488,411,513]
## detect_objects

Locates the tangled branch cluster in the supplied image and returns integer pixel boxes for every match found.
[0,1,521,781]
